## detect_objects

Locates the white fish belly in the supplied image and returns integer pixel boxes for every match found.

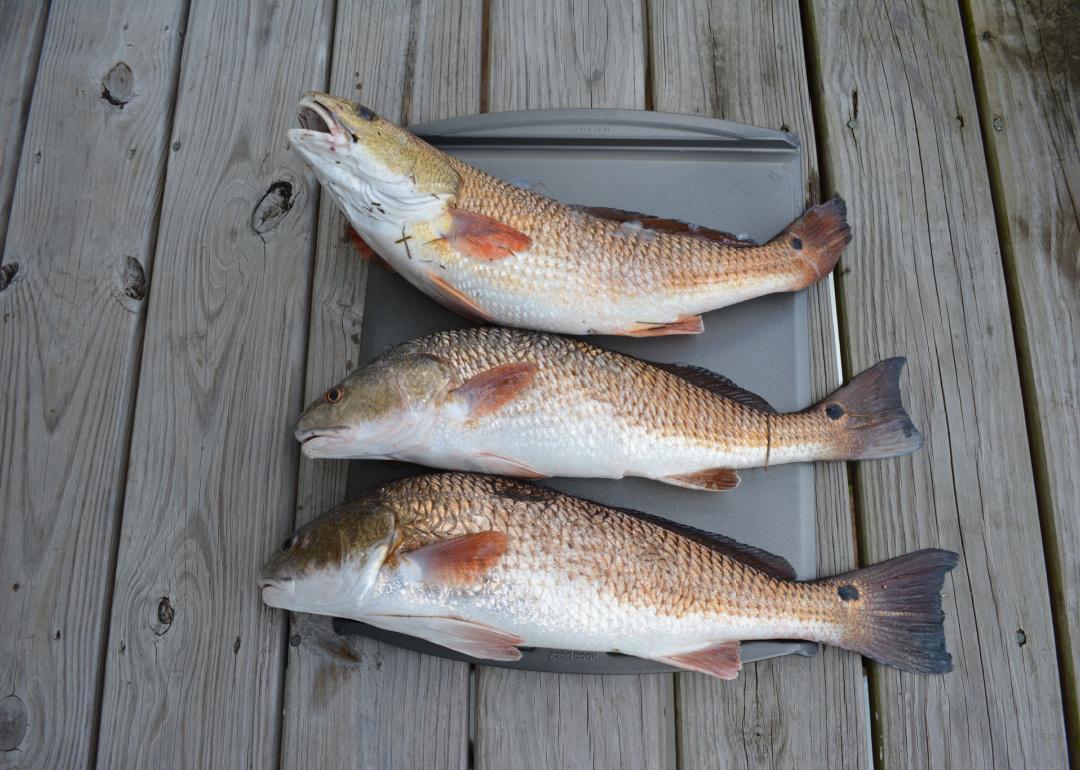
[421,406,786,480]
[360,567,829,659]
[357,221,727,335]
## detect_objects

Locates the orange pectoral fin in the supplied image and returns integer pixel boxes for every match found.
[657,641,741,679]
[664,468,740,491]
[446,208,532,260]
[345,225,397,273]
[400,531,508,588]
[454,362,540,418]
[622,315,704,337]
[426,273,495,322]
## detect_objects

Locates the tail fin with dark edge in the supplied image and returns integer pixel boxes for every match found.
[815,357,924,460]
[824,549,959,674]
[770,196,851,285]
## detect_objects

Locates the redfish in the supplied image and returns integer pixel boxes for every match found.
[294,328,923,490]
[259,473,957,677]
[287,92,850,336]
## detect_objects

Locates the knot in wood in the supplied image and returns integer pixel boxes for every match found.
[251,180,295,236]
[102,62,134,107]
[0,695,28,751]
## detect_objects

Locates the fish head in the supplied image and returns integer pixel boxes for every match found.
[295,351,454,459]
[287,91,459,225]
[259,497,396,617]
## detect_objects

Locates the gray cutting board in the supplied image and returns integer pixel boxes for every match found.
[335,109,819,673]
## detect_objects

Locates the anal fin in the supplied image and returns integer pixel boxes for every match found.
[664,468,740,491]
[363,614,524,661]
[623,315,704,337]
[656,641,741,679]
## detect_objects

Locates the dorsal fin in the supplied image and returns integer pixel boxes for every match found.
[613,506,796,580]
[652,362,778,413]
[575,205,759,247]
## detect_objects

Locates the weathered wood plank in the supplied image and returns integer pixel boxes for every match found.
[476,672,671,770]
[650,2,868,768]
[92,2,334,767]
[475,2,669,769]
[0,0,48,249]
[804,0,1068,766]
[0,1,185,766]
[964,0,1080,760]
[278,2,480,768]
[488,0,646,110]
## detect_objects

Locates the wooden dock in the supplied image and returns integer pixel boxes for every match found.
[1,0,1076,767]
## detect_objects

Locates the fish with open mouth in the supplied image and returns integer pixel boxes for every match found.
[259,473,958,678]
[294,327,923,490]
[286,92,851,337]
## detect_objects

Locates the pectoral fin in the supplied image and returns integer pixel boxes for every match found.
[446,208,532,260]
[363,614,524,661]
[399,531,508,587]
[454,362,540,418]
[656,641,741,679]
[345,225,397,273]
[664,468,740,491]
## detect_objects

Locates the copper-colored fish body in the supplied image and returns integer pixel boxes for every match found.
[287,93,851,336]
[259,474,958,678]
[296,328,924,490]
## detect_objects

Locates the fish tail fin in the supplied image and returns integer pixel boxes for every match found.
[812,357,924,460]
[770,196,850,287]
[821,549,958,674]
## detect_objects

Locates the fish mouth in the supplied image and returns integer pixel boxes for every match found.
[295,425,354,457]
[297,95,348,139]
[258,576,295,593]
[258,576,296,608]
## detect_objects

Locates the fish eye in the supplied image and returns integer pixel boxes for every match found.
[354,103,376,121]
[281,535,296,552]
[324,386,345,404]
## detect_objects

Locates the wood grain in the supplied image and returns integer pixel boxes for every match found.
[488,0,645,110]
[964,0,1080,760]
[474,2,670,769]
[650,1,868,768]
[0,0,186,766]
[92,2,334,767]
[475,672,670,770]
[278,1,481,768]
[0,0,48,249]
[804,0,1069,766]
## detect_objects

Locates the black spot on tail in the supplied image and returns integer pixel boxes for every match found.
[815,357,924,459]
[825,549,959,674]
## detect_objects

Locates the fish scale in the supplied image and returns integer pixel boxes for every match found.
[376,475,809,637]
[287,92,851,336]
[296,327,925,488]
[260,473,959,677]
